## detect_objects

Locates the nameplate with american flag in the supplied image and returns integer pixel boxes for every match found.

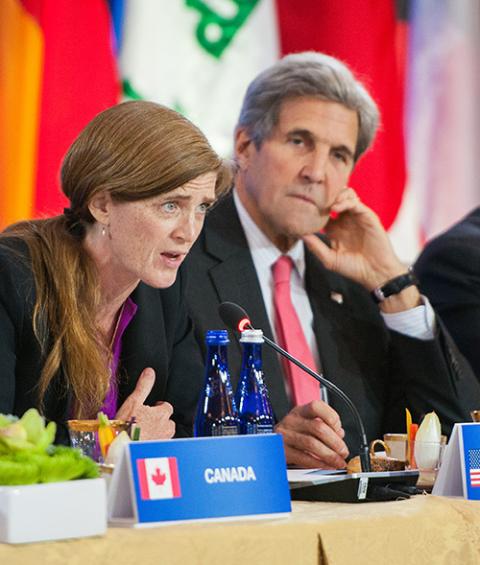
[108,434,291,526]
[433,423,480,499]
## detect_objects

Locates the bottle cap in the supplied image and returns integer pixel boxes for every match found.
[240,329,264,343]
[205,329,229,345]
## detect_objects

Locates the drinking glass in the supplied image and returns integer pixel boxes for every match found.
[67,419,128,462]
[408,440,445,489]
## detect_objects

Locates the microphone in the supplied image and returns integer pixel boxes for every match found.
[218,301,372,473]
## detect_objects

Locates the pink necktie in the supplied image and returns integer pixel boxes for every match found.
[272,255,321,406]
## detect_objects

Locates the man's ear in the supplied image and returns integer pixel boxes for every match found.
[88,191,113,225]
[234,127,256,170]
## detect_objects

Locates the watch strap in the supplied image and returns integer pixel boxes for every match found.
[371,269,419,303]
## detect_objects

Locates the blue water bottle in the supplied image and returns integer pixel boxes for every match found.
[236,329,275,434]
[194,330,241,437]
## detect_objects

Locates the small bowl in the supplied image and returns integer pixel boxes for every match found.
[346,455,405,474]
[347,440,405,474]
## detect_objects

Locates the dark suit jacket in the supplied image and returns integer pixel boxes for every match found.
[0,238,204,443]
[415,207,480,379]
[184,195,480,455]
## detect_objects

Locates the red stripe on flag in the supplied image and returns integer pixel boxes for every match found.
[33,0,120,218]
[168,457,182,498]
[136,459,150,500]
[470,469,480,487]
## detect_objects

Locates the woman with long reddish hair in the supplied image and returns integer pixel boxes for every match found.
[0,101,232,442]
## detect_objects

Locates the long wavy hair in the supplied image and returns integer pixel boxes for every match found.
[2,101,232,418]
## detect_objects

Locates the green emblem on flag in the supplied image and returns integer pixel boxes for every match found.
[186,0,260,59]
[123,79,143,100]
[123,78,187,117]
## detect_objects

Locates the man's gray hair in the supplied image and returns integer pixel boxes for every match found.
[237,51,379,161]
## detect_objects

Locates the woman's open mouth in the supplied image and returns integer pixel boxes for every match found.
[160,252,186,268]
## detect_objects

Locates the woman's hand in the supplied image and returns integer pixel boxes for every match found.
[116,367,175,440]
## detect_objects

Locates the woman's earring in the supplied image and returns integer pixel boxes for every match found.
[102,225,106,236]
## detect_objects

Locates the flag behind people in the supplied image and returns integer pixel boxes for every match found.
[2,0,410,254]
[2,0,479,263]
[119,0,280,156]
[406,0,480,244]
[0,0,43,226]
[0,0,120,227]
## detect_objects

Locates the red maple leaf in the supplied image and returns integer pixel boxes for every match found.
[151,467,167,486]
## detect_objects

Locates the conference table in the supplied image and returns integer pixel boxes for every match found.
[1,495,480,564]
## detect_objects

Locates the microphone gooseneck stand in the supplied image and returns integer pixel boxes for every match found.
[218,301,371,472]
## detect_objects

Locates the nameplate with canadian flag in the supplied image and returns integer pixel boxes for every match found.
[107,434,291,526]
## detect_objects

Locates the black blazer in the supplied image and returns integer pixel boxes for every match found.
[0,238,204,442]
[415,207,480,379]
[184,195,480,454]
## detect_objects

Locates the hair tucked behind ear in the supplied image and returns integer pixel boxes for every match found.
[1,101,233,418]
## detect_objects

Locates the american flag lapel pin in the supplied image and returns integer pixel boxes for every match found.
[330,291,344,305]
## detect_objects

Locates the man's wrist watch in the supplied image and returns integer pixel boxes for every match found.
[371,268,419,304]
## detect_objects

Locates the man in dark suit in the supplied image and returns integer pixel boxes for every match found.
[185,52,480,468]
[415,207,480,380]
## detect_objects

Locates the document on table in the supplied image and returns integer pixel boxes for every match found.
[287,468,347,487]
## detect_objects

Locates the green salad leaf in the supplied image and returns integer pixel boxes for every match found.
[0,450,99,485]
[0,409,57,454]
[20,408,57,451]
[0,409,99,485]
[0,457,40,485]
[0,414,18,428]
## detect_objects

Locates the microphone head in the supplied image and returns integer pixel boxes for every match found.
[218,302,253,332]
